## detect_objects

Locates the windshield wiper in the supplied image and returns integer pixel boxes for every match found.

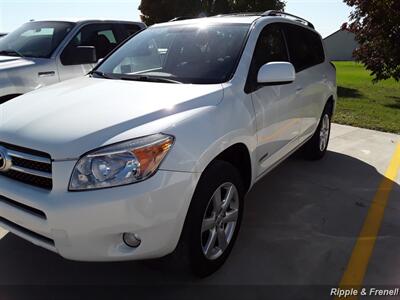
[119,75,183,84]
[0,50,24,57]
[89,70,114,79]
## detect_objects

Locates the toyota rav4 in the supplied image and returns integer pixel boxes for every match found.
[0,11,336,276]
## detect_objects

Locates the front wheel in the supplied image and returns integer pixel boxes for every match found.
[302,104,332,160]
[177,160,244,277]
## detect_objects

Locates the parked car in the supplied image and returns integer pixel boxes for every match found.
[0,11,336,276]
[0,19,145,103]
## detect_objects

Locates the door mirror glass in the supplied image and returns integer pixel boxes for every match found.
[257,62,296,85]
[62,46,97,65]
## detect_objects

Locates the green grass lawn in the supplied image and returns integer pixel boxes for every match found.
[333,61,400,134]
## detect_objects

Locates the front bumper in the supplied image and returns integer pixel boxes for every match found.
[0,160,199,261]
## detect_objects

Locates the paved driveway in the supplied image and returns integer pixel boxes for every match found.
[1,124,400,300]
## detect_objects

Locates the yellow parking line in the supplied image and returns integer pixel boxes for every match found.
[0,228,7,239]
[335,143,400,300]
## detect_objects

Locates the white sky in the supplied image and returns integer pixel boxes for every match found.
[0,0,353,37]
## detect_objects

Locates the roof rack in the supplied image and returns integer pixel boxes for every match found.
[169,16,195,22]
[169,11,315,29]
[215,12,263,17]
[262,10,315,29]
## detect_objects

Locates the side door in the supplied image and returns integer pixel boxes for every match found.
[16,22,72,89]
[56,23,120,81]
[248,23,302,177]
[283,24,327,142]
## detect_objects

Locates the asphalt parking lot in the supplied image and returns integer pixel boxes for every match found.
[1,124,400,300]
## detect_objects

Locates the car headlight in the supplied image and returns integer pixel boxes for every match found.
[69,134,174,191]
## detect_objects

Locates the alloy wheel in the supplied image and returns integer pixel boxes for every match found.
[201,182,239,260]
[319,114,330,151]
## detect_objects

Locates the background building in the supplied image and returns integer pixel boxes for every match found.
[324,29,359,61]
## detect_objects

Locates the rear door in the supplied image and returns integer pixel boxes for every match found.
[283,24,327,141]
[248,23,301,176]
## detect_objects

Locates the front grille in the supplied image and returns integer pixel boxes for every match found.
[0,141,51,158]
[12,157,52,173]
[0,143,53,190]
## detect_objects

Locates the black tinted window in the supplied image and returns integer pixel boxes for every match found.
[246,24,289,92]
[253,24,289,69]
[61,24,119,65]
[121,24,142,39]
[284,24,324,72]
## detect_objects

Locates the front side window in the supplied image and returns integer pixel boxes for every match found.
[246,24,289,92]
[284,24,325,72]
[61,24,119,65]
[96,24,250,84]
[0,21,74,58]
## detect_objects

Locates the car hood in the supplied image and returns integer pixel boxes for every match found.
[0,55,35,70]
[0,77,224,160]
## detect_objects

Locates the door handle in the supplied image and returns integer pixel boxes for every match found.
[38,71,55,77]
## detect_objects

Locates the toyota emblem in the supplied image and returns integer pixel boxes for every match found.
[0,146,12,172]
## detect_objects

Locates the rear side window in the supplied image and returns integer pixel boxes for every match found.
[98,30,117,43]
[284,24,325,72]
[121,24,142,39]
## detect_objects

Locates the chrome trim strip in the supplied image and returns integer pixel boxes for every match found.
[7,149,52,164]
[10,166,52,179]
[53,158,77,162]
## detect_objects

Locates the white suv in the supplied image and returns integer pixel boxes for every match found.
[0,11,336,276]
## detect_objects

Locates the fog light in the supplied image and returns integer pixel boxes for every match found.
[123,232,141,248]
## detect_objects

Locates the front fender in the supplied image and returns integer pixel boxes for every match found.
[0,58,57,98]
[0,74,22,97]
[0,71,38,98]
[161,88,258,180]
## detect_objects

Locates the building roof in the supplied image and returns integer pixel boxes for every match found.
[324,28,353,40]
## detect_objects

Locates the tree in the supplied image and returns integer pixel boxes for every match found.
[139,0,286,25]
[342,0,400,82]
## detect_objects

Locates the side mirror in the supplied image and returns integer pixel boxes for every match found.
[64,46,97,65]
[257,62,296,85]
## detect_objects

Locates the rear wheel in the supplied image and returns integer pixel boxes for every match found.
[302,103,332,160]
[178,160,244,277]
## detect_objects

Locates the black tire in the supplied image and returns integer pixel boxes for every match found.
[302,103,333,160]
[177,160,245,277]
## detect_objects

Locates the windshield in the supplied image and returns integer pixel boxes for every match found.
[97,23,250,84]
[0,21,74,58]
